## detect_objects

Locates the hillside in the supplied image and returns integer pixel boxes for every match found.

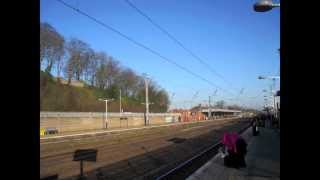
[40,22,169,112]
[40,71,168,112]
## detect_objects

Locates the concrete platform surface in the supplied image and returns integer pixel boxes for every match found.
[187,127,280,180]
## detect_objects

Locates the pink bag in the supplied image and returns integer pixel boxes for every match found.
[222,132,239,153]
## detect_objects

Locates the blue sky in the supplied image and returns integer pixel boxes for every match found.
[40,0,280,110]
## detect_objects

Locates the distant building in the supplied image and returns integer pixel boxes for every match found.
[169,107,241,122]
[169,109,206,122]
[200,108,242,118]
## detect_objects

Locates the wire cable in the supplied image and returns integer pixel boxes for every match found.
[124,0,239,92]
[55,0,235,96]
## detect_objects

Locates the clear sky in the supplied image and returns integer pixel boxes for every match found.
[40,0,280,110]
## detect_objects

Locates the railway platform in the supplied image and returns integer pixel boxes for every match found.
[187,127,280,180]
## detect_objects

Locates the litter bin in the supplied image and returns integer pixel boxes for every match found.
[40,128,45,136]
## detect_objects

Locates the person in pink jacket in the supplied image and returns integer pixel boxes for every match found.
[220,132,247,168]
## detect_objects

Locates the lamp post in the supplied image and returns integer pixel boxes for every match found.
[142,74,152,126]
[99,98,114,129]
[208,96,211,119]
[170,93,175,110]
[142,102,154,125]
[253,0,280,12]
[254,0,280,128]
[119,89,122,115]
[190,91,199,110]
[258,76,279,117]
[259,76,279,128]
[210,90,218,119]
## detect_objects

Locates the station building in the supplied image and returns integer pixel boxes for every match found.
[170,108,241,122]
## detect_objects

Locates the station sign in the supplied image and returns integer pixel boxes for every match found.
[73,149,97,162]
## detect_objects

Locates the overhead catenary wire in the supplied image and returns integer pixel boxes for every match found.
[245,90,265,99]
[123,0,239,92]
[55,0,235,96]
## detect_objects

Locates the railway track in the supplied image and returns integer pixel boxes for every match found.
[40,118,251,179]
[41,119,239,158]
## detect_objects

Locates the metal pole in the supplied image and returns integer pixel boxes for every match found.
[273,79,277,119]
[208,96,211,119]
[105,100,108,129]
[120,89,122,115]
[279,103,280,129]
[80,160,83,178]
[212,90,217,120]
[273,95,276,116]
[145,78,149,125]
[272,80,277,128]
[99,98,113,129]
[171,93,175,110]
[267,85,272,128]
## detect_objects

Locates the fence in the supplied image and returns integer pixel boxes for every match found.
[40,112,181,133]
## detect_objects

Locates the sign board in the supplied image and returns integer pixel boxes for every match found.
[120,117,128,120]
[73,149,97,162]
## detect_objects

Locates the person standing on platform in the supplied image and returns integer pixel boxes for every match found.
[252,119,259,136]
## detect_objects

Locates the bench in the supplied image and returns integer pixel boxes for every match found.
[45,127,59,135]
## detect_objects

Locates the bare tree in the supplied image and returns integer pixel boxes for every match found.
[65,38,90,83]
[215,100,226,109]
[56,48,66,82]
[40,22,65,73]
[105,56,121,88]
[156,89,170,112]
[95,53,108,89]
[64,57,73,85]
[95,55,121,89]
[87,50,100,87]
[227,104,242,110]
[117,68,140,97]
[95,66,105,89]
[82,48,95,84]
